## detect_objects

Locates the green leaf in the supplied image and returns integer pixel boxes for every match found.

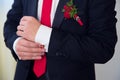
[62,9,65,12]
[63,0,78,19]
[67,0,73,6]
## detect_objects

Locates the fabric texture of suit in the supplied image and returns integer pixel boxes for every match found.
[4,0,117,80]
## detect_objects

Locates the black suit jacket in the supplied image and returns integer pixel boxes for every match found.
[4,0,117,80]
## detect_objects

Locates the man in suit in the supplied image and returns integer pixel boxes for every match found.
[4,0,117,80]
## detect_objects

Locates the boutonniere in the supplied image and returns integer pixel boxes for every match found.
[62,0,83,26]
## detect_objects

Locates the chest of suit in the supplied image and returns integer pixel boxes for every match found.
[21,0,89,36]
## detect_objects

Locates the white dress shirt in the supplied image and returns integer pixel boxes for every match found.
[13,0,60,55]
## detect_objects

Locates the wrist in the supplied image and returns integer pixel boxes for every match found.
[35,25,52,52]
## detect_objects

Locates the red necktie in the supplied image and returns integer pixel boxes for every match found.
[33,0,52,77]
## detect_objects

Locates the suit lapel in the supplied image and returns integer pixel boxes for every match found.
[52,0,69,28]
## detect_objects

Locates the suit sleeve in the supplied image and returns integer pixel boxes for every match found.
[3,0,23,60]
[48,0,117,63]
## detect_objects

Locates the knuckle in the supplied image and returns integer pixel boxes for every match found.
[16,31,19,35]
[17,25,20,30]
[16,45,20,52]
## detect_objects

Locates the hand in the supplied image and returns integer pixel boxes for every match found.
[17,16,40,41]
[15,38,45,60]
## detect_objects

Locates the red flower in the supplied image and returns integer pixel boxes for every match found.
[64,5,72,12]
[62,0,83,26]
[64,12,71,19]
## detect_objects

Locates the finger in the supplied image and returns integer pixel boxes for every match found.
[16,45,45,53]
[19,38,43,48]
[18,52,43,60]
[19,52,45,57]
[17,25,24,31]
[16,30,24,37]
[17,38,44,49]
[21,56,42,60]
[20,39,41,48]
[32,52,45,57]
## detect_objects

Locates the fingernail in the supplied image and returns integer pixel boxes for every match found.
[39,56,42,59]
[39,45,44,48]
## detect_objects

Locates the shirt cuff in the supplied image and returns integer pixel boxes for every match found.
[13,37,22,58]
[35,25,52,52]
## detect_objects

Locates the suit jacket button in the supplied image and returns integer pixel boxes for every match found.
[56,52,60,56]
[56,52,65,56]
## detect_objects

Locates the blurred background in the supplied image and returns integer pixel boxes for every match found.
[0,0,120,80]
